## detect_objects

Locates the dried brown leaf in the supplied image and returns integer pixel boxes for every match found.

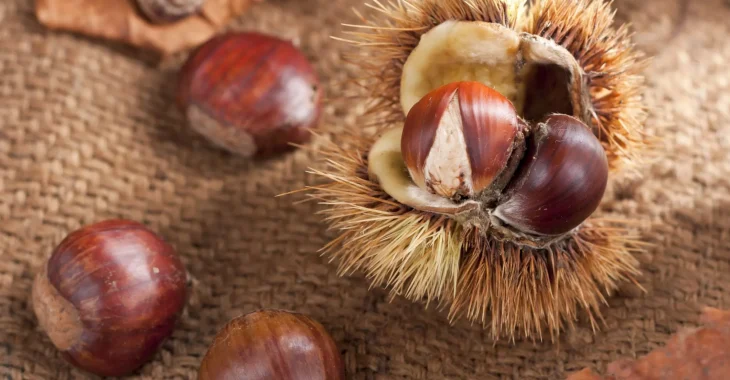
[568,307,730,380]
[35,0,258,56]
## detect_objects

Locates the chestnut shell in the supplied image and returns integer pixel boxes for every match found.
[177,32,322,157]
[199,309,345,380]
[494,114,609,235]
[32,219,188,377]
[136,0,205,24]
[401,82,523,199]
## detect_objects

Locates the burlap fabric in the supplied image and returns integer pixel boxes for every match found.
[1,0,729,378]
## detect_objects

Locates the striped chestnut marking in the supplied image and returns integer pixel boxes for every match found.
[177,32,322,157]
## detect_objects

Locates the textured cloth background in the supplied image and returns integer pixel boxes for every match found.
[1,0,730,379]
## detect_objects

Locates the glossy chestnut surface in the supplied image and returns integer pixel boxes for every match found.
[177,32,322,157]
[31,219,187,377]
[199,309,345,380]
[401,82,523,200]
[136,0,205,24]
[494,115,609,235]
[391,82,609,237]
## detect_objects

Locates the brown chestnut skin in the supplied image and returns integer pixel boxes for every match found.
[494,115,609,235]
[401,82,524,199]
[177,32,322,158]
[31,219,188,377]
[393,82,608,237]
[199,309,345,380]
[136,0,205,24]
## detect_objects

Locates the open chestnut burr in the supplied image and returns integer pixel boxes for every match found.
[31,220,188,377]
[300,0,647,340]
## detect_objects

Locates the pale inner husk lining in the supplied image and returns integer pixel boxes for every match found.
[400,20,588,123]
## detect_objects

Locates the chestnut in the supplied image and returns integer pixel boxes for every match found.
[370,81,608,239]
[177,32,322,157]
[199,309,345,380]
[31,219,188,377]
[401,81,526,200]
[493,114,609,236]
[304,0,647,340]
[136,0,205,24]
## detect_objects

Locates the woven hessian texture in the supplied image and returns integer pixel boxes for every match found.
[2,0,730,378]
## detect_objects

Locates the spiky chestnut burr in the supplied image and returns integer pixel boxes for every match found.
[301,0,647,340]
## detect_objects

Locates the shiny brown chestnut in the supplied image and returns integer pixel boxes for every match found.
[177,32,322,158]
[31,219,188,377]
[401,82,526,200]
[136,0,205,24]
[199,309,345,380]
[369,81,608,239]
[493,114,609,235]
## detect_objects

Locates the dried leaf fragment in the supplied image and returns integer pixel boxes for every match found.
[567,307,730,380]
[567,369,606,380]
[35,0,259,56]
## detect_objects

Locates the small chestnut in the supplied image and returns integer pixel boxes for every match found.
[401,81,526,200]
[31,219,188,377]
[199,309,345,380]
[370,81,608,239]
[178,32,322,157]
[493,114,609,236]
[136,0,205,24]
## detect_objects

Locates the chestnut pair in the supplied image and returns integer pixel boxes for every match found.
[373,82,608,243]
